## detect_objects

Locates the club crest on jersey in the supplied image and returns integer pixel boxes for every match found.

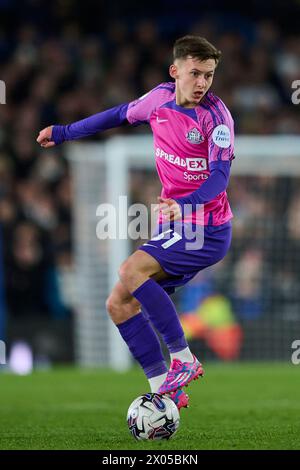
[186,128,204,144]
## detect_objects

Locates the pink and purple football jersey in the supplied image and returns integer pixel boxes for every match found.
[126,82,234,226]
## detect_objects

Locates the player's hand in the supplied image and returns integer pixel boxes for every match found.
[36,126,55,148]
[154,197,182,221]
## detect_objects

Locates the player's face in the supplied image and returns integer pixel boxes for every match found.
[170,57,216,108]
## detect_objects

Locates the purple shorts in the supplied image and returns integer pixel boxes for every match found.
[139,221,232,294]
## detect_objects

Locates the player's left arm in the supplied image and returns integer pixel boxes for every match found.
[172,109,234,216]
[157,161,231,221]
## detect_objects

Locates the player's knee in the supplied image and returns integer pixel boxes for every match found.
[118,259,135,287]
[106,294,139,324]
[118,257,150,292]
[105,295,121,323]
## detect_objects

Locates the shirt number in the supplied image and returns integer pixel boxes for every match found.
[151,229,182,249]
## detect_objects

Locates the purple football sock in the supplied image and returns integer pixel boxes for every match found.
[132,279,188,353]
[117,313,167,379]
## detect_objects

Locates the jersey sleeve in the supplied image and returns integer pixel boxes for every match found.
[203,100,235,164]
[174,160,231,210]
[52,103,129,144]
[126,83,174,125]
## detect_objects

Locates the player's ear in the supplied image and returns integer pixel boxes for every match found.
[169,64,179,80]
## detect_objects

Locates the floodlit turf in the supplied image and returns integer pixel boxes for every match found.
[0,363,299,450]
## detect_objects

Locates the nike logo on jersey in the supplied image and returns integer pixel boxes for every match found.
[156,117,168,123]
[143,243,158,248]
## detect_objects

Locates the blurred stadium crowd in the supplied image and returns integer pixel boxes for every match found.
[0,0,300,362]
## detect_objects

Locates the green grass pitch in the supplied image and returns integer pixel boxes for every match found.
[0,363,299,450]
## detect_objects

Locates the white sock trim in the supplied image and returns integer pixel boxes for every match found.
[170,347,194,363]
[148,372,168,393]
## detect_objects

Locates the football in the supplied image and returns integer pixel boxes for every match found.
[127,393,180,441]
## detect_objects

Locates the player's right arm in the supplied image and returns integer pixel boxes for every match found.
[37,125,55,148]
[36,103,129,148]
[36,84,171,148]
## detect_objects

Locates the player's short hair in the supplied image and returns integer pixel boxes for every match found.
[173,35,221,65]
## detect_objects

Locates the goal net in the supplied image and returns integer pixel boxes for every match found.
[67,135,300,368]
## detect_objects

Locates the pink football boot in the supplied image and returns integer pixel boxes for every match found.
[158,355,204,394]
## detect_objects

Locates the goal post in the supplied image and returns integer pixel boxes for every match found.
[67,135,300,368]
[67,142,131,370]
